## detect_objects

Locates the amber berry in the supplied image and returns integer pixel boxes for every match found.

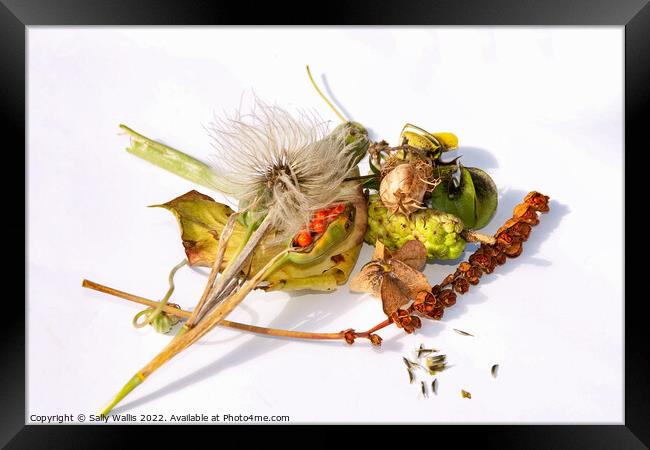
[309,220,327,234]
[294,230,313,247]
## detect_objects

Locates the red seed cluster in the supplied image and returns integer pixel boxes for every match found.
[292,203,347,248]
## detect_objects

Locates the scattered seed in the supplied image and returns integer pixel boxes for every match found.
[414,363,426,372]
[424,355,447,375]
[416,343,438,358]
[461,390,472,399]
[453,328,474,337]
[407,368,415,384]
[431,379,438,395]
[427,354,446,363]
[404,356,426,381]
[491,364,499,378]
[421,381,428,398]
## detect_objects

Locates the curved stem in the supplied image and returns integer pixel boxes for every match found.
[98,249,290,415]
[306,65,347,123]
[83,279,346,341]
[84,277,393,343]
[355,319,392,338]
[133,259,187,328]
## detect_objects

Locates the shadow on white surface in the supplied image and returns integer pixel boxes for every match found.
[320,74,384,142]
[454,146,499,170]
[487,189,568,273]
[112,189,568,413]
[112,290,366,413]
[321,74,353,123]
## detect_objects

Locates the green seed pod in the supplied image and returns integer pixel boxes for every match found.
[332,121,369,169]
[138,308,180,334]
[287,207,355,265]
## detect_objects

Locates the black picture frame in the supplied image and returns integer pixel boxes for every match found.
[4,0,646,447]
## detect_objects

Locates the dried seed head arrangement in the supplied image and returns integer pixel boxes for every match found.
[83,66,551,415]
[205,99,361,238]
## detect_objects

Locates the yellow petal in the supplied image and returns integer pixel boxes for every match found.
[431,132,458,151]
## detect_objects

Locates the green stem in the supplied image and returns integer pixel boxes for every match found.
[258,253,291,280]
[99,248,288,415]
[306,66,347,123]
[99,374,142,416]
[133,259,187,328]
[120,124,225,191]
[344,174,378,182]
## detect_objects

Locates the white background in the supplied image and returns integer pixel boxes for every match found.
[27,27,623,424]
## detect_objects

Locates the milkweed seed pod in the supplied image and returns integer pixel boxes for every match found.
[365,194,466,261]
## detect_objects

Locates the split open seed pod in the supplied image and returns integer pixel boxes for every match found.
[155,184,368,292]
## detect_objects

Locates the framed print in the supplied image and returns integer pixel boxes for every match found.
[4,0,646,447]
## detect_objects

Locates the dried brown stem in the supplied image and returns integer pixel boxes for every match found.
[349,191,551,340]
[88,192,549,350]
[355,319,392,337]
[461,230,496,245]
[82,279,347,341]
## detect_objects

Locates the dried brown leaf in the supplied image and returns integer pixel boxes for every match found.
[391,239,427,271]
[349,262,384,297]
[372,239,390,261]
[390,260,432,299]
[380,276,409,316]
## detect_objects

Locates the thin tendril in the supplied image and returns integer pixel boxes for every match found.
[133,259,188,328]
[306,65,347,123]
